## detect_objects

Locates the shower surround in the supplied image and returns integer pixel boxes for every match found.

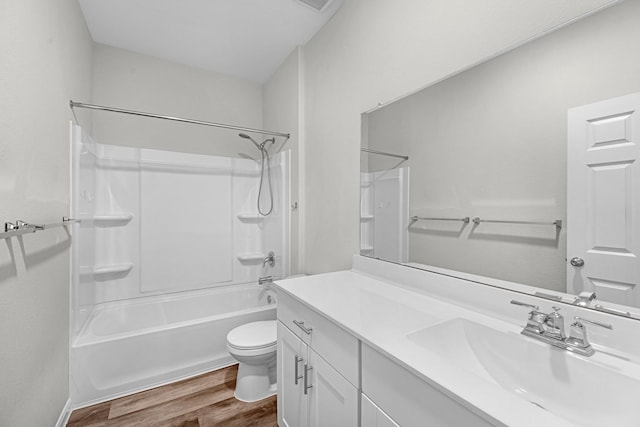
[69,125,290,406]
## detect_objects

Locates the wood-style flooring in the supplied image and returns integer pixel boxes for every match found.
[66,365,277,427]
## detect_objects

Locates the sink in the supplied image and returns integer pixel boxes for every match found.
[406,318,640,427]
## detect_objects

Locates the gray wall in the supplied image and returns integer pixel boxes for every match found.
[0,0,93,425]
[92,44,264,158]
[367,0,640,291]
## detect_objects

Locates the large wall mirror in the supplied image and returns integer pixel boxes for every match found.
[360,0,640,319]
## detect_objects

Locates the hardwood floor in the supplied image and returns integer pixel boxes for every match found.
[67,365,277,427]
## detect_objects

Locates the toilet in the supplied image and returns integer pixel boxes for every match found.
[226,320,277,402]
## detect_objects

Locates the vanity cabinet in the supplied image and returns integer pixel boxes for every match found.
[277,293,359,427]
[361,344,494,427]
[276,283,496,427]
[361,393,400,427]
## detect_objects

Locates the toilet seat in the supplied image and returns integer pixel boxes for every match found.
[227,320,277,351]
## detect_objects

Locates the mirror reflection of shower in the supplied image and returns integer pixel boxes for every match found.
[239,133,275,216]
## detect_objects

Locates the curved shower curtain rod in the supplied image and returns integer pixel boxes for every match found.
[69,101,291,139]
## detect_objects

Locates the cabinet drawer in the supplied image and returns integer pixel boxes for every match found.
[362,344,495,427]
[278,292,359,386]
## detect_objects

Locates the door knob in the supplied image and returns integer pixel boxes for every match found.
[570,257,585,267]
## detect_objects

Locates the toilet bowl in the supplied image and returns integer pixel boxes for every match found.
[226,320,277,402]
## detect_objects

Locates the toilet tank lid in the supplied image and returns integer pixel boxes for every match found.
[227,320,277,349]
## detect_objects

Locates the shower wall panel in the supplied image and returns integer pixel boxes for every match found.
[140,151,233,292]
[72,128,290,315]
[71,126,98,334]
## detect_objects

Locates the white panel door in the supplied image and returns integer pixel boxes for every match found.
[277,321,307,427]
[307,348,358,427]
[567,92,640,307]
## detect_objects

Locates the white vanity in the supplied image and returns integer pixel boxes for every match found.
[274,256,640,427]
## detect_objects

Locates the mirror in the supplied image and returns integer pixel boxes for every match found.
[360,0,640,319]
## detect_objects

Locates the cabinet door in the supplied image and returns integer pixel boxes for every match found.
[307,348,358,427]
[278,321,308,427]
[362,393,400,427]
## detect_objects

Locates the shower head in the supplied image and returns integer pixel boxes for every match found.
[238,132,260,149]
[238,133,276,151]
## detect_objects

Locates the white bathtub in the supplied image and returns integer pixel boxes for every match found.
[70,283,276,407]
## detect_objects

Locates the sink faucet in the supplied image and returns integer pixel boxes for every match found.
[510,300,612,356]
[543,307,566,341]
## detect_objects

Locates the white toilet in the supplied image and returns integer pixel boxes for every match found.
[226,320,277,402]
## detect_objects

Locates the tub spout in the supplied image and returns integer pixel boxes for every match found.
[258,276,272,285]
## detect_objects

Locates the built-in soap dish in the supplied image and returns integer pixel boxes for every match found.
[237,253,266,264]
[92,263,134,281]
[94,213,134,227]
[237,213,266,222]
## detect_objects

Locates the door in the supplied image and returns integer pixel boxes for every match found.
[307,348,358,427]
[567,92,640,307]
[277,321,308,427]
[372,167,409,263]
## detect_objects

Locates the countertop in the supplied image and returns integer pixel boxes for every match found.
[274,269,611,427]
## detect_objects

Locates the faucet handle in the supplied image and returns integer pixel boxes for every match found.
[510,300,539,311]
[263,251,276,268]
[511,300,546,335]
[573,316,613,330]
[566,316,613,356]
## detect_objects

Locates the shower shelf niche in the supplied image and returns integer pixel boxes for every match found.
[237,213,266,222]
[81,263,134,281]
[236,253,266,263]
[93,213,134,227]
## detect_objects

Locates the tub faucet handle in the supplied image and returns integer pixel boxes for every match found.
[263,251,275,268]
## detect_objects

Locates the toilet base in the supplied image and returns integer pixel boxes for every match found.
[234,362,277,402]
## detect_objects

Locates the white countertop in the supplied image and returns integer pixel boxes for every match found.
[273,269,636,427]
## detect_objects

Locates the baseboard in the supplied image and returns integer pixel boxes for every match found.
[55,398,72,427]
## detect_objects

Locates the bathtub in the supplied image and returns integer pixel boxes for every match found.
[70,283,276,407]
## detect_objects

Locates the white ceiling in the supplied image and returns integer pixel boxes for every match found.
[78,0,344,83]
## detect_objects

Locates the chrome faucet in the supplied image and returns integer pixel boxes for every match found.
[573,291,597,307]
[510,300,612,356]
[258,276,272,285]
[543,307,566,341]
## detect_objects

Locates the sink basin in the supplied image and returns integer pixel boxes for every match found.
[406,318,640,427]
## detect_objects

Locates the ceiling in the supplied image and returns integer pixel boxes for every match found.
[78,0,344,83]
